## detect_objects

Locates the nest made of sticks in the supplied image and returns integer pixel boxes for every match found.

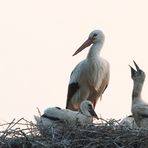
[0,118,148,148]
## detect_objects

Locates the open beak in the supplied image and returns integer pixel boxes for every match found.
[129,60,140,77]
[88,106,99,120]
[133,60,140,71]
[72,37,93,56]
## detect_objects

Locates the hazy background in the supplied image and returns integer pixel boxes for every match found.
[0,0,148,122]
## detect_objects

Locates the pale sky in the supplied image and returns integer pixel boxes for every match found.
[0,0,148,122]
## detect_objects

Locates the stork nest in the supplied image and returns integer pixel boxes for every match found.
[0,118,148,148]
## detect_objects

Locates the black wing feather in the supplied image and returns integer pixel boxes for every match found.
[66,82,79,108]
[41,114,60,121]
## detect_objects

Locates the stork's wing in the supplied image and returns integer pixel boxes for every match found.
[98,60,110,94]
[100,69,110,96]
[88,65,109,108]
[42,114,61,121]
[66,82,79,104]
[66,61,86,109]
[99,61,110,97]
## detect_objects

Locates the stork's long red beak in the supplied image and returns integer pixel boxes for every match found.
[72,38,93,56]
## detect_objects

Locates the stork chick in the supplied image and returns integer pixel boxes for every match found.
[66,30,110,110]
[130,61,148,128]
[34,100,98,134]
[120,115,138,129]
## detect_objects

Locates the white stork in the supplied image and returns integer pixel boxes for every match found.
[34,100,99,134]
[66,30,110,110]
[130,61,148,128]
[120,115,138,129]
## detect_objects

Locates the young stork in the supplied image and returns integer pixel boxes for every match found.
[120,115,138,129]
[34,100,99,133]
[130,61,148,128]
[66,30,110,110]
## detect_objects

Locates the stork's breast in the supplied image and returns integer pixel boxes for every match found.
[88,59,109,91]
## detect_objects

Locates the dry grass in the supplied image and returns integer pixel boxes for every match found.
[0,118,148,148]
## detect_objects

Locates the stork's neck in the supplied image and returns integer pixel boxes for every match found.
[132,80,144,103]
[87,42,103,59]
[80,108,91,117]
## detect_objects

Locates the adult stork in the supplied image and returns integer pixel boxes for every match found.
[66,30,110,111]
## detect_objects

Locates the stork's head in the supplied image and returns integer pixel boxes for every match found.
[73,30,105,56]
[80,100,99,119]
[89,30,105,44]
[129,61,145,83]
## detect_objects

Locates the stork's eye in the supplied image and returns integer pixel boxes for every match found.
[93,33,97,37]
[88,104,92,108]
